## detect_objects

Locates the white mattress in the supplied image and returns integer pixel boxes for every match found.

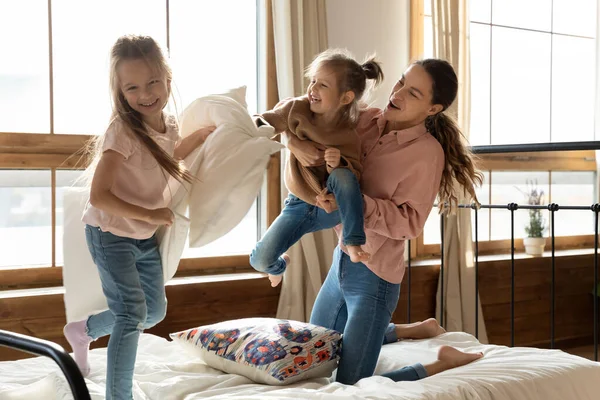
[0,332,599,400]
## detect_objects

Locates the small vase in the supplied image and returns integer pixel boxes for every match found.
[523,237,545,256]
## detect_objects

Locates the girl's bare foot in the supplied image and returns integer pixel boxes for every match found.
[438,345,483,368]
[268,274,283,287]
[347,245,370,263]
[268,254,290,288]
[395,318,446,340]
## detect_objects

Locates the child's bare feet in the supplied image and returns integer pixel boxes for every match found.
[268,274,283,287]
[347,245,370,263]
[438,345,483,368]
[268,254,290,287]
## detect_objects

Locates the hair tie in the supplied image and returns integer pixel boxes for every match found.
[425,113,439,132]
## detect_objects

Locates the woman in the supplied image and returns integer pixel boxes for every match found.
[283,58,483,384]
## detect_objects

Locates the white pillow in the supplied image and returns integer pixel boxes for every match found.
[170,318,342,385]
[175,86,283,248]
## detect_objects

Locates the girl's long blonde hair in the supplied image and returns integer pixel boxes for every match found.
[83,35,193,184]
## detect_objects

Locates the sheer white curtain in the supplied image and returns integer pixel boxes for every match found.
[431,0,488,343]
[271,0,335,321]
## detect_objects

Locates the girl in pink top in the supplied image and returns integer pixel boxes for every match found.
[287,59,484,384]
[63,35,214,400]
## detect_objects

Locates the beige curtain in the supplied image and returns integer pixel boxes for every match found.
[431,0,488,343]
[271,0,335,321]
[595,5,600,204]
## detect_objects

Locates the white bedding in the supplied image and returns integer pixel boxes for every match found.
[1,332,599,400]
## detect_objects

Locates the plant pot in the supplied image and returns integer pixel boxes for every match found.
[523,237,545,256]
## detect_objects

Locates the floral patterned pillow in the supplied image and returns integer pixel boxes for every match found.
[170,318,342,385]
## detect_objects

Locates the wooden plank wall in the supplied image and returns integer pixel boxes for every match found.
[481,253,597,347]
[1,255,597,361]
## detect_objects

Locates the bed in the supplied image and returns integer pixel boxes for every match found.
[1,330,599,400]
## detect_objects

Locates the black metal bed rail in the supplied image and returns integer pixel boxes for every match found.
[471,140,600,154]
[405,202,600,362]
[0,329,91,400]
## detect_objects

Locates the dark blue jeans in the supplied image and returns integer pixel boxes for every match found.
[250,168,365,275]
[310,246,428,384]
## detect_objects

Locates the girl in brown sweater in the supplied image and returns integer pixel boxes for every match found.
[250,49,383,287]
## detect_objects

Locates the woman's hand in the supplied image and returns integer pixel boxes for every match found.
[285,133,326,167]
[316,192,338,213]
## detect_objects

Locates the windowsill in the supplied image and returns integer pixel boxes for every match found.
[0,272,267,299]
[412,247,599,267]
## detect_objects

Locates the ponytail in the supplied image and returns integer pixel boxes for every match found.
[425,112,483,212]
[361,57,384,86]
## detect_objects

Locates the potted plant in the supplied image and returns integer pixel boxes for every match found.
[522,180,546,256]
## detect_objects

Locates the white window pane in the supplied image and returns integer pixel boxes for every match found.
[52,0,167,134]
[0,170,52,267]
[0,0,50,133]
[423,206,441,244]
[491,27,551,145]
[423,16,434,59]
[182,201,258,258]
[469,23,491,146]
[424,0,432,16]
[423,172,490,245]
[490,171,549,240]
[471,0,491,23]
[472,171,490,242]
[551,36,596,142]
[551,171,596,237]
[169,0,258,113]
[553,0,597,37]
[55,170,85,265]
[492,0,552,32]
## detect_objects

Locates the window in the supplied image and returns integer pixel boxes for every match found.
[424,0,597,146]
[414,1,598,254]
[0,1,265,270]
[0,170,52,268]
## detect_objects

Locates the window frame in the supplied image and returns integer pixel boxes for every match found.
[408,0,599,258]
[0,0,280,287]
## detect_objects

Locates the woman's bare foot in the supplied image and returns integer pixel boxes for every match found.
[423,346,483,377]
[268,254,290,288]
[395,318,446,340]
[438,345,483,368]
[347,245,370,263]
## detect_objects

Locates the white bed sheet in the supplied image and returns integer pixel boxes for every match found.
[0,332,599,400]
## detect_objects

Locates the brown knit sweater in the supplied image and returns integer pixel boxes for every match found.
[259,96,362,206]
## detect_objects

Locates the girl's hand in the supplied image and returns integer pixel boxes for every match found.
[316,192,338,213]
[174,126,217,160]
[286,133,326,167]
[147,208,174,226]
[192,125,216,142]
[324,148,341,169]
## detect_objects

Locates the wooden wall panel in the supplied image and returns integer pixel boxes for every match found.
[480,254,597,347]
[393,265,440,324]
